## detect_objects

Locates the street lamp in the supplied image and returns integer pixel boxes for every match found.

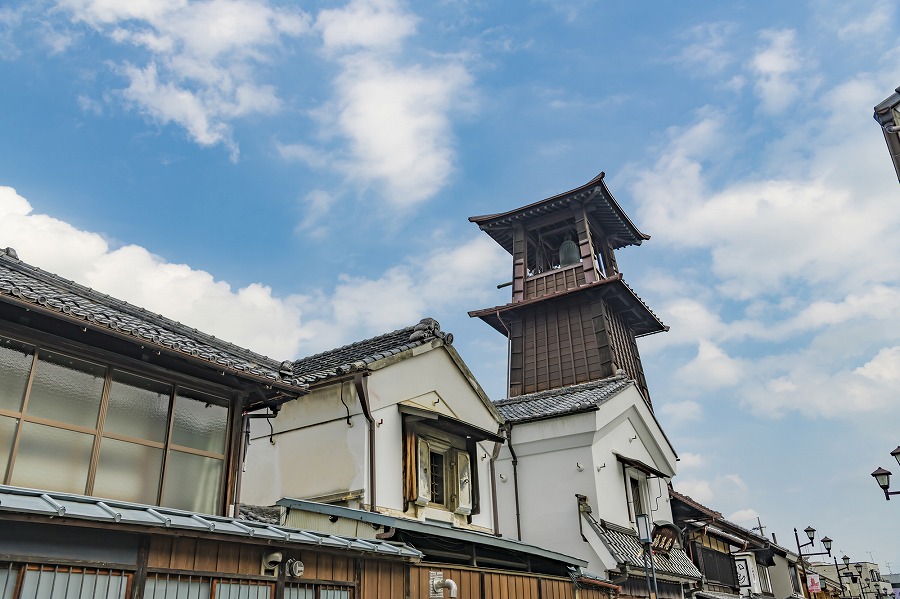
[874,86,900,183]
[795,527,833,598]
[871,447,900,500]
[835,555,857,599]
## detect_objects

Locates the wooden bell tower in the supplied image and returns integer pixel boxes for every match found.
[468,172,667,404]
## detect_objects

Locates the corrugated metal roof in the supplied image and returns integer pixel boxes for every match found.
[0,252,305,392]
[275,497,588,568]
[292,318,450,385]
[0,485,423,560]
[589,518,701,580]
[493,376,633,423]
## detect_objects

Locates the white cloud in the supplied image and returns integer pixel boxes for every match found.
[670,22,735,76]
[676,341,744,390]
[676,452,705,469]
[277,0,473,208]
[673,479,713,503]
[659,400,703,427]
[55,0,310,157]
[316,0,417,54]
[0,185,509,361]
[726,508,759,524]
[749,29,803,114]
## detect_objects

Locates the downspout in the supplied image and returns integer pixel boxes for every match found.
[353,372,378,512]
[506,423,522,541]
[495,309,521,540]
[232,412,249,517]
[489,440,502,536]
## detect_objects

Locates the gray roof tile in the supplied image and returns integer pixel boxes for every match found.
[594,519,701,580]
[0,253,304,390]
[292,318,451,384]
[494,376,632,423]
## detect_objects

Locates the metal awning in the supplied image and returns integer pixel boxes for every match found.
[398,405,505,443]
[613,452,671,479]
[276,497,586,568]
[0,485,422,560]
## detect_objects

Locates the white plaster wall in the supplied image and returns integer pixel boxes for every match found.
[241,381,367,506]
[494,384,679,574]
[242,342,502,532]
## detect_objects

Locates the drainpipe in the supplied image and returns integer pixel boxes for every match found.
[432,578,458,598]
[353,373,378,512]
[489,440,502,536]
[506,423,522,541]
[232,412,249,517]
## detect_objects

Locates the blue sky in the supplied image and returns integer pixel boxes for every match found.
[2,0,900,574]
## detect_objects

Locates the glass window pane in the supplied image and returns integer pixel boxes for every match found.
[94,438,163,504]
[0,563,18,599]
[172,389,228,454]
[284,588,313,599]
[0,416,18,481]
[162,450,223,514]
[11,422,93,494]
[0,337,34,413]
[104,371,171,442]
[216,583,271,599]
[320,590,350,599]
[20,568,128,599]
[145,576,210,599]
[27,351,105,429]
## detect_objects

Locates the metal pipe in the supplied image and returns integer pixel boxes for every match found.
[353,373,378,512]
[432,578,458,598]
[506,423,522,540]
[489,440,501,536]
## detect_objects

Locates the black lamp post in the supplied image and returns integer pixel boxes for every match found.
[871,447,900,500]
[835,555,858,599]
[796,527,833,598]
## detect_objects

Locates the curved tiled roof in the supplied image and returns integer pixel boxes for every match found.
[593,518,701,580]
[494,376,633,423]
[0,251,305,391]
[292,318,451,384]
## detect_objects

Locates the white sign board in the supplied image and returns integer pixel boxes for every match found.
[807,574,821,593]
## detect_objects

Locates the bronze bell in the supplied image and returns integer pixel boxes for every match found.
[558,234,580,267]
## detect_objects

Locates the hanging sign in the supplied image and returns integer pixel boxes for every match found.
[650,523,680,556]
[807,574,822,593]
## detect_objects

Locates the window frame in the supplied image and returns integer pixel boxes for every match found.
[409,423,476,516]
[0,330,233,514]
[625,469,650,524]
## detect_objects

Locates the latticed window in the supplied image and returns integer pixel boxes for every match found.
[1,563,130,599]
[144,574,273,599]
[285,583,352,599]
[0,333,230,514]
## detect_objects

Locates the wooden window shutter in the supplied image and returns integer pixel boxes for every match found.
[416,437,431,505]
[403,427,417,506]
[453,450,472,515]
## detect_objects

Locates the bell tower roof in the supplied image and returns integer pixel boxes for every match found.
[468,172,649,256]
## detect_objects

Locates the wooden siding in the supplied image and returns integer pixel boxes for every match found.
[359,560,405,599]
[409,565,579,599]
[524,266,587,301]
[147,537,263,575]
[509,298,608,397]
[541,577,577,599]
[594,302,650,403]
[290,551,354,583]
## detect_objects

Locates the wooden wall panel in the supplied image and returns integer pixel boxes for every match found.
[541,577,576,599]
[147,536,258,574]
[410,566,480,599]
[483,571,539,599]
[359,560,404,599]
[578,586,614,599]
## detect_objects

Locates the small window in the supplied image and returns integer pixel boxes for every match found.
[627,472,649,523]
[414,436,473,515]
[757,563,771,593]
[15,565,130,599]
